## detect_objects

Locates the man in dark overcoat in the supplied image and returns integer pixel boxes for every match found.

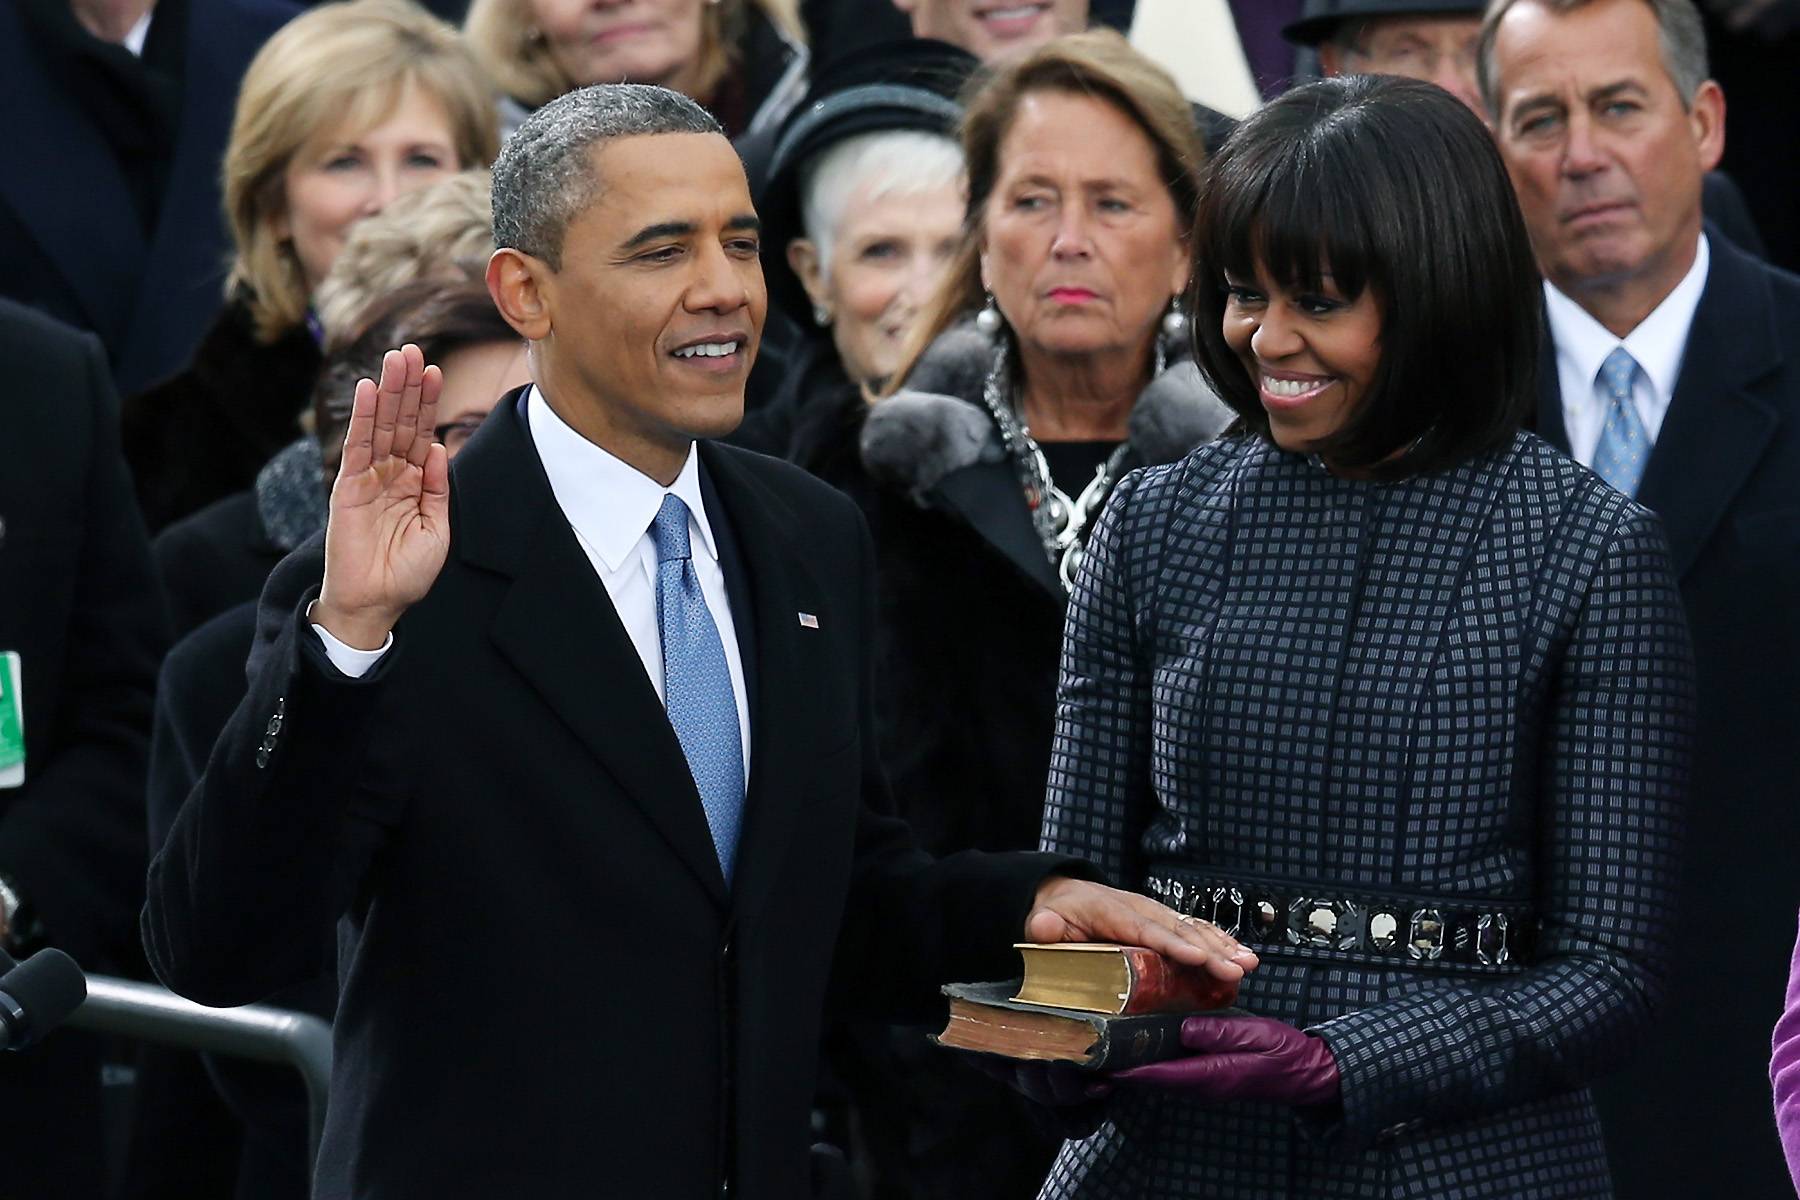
[1484,1,1800,1194]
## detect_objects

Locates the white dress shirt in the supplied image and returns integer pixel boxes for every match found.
[1544,233,1711,466]
[311,385,752,775]
[122,9,153,55]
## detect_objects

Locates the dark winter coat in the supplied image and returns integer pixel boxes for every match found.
[121,296,321,531]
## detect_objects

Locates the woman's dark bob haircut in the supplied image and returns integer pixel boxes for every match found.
[1191,74,1542,478]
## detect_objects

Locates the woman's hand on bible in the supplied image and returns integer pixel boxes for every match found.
[1106,1015,1341,1107]
[314,344,451,650]
[1025,876,1259,981]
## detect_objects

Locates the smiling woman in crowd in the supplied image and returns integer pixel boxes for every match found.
[1031,74,1694,1200]
[464,0,809,139]
[121,0,497,531]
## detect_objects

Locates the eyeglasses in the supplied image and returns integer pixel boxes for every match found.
[434,414,488,452]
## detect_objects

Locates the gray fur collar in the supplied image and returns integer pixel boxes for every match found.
[254,436,329,552]
[861,320,1235,499]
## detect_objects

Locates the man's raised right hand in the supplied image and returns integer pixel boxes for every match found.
[313,344,451,651]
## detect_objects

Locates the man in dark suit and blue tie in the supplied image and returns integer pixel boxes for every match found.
[143,84,1254,1199]
[1482,1,1800,1195]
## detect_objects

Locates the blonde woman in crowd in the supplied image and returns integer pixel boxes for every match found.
[123,0,497,531]
[465,0,809,139]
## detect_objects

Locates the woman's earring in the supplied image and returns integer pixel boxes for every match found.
[1161,298,1189,342]
[812,304,832,328]
[974,292,1004,338]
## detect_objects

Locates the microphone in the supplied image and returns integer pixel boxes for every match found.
[0,949,87,1052]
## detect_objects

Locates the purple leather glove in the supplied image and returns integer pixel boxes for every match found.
[1106,1015,1341,1106]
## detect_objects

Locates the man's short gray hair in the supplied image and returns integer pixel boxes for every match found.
[491,83,723,270]
[1478,0,1709,116]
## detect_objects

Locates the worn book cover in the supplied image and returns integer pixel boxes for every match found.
[933,980,1241,1071]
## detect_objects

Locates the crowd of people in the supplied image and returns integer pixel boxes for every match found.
[2,0,1799,1198]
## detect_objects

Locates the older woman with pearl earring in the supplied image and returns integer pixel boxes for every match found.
[831,30,1232,1198]
[863,28,1230,852]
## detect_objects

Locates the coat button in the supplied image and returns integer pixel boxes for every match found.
[255,748,270,769]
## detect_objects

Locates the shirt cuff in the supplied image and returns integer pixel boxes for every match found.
[305,601,393,679]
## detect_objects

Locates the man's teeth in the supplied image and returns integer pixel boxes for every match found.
[983,4,1046,19]
[1263,375,1327,397]
[674,342,739,359]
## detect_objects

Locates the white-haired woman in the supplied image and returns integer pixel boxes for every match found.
[740,38,972,499]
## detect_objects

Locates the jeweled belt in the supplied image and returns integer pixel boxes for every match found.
[1145,866,1537,971]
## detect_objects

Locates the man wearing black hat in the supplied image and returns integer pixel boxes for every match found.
[1284,0,1484,110]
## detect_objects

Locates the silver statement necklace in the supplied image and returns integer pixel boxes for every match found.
[979,341,1161,592]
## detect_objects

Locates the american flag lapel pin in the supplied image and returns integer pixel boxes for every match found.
[797,612,820,629]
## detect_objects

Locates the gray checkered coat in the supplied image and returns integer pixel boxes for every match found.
[1037,432,1694,1200]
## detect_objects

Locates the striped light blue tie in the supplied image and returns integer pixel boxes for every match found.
[648,494,745,884]
[1592,346,1651,497]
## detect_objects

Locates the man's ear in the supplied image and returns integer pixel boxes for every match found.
[786,239,830,311]
[1690,79,1726,175]
[487,248,554,341]
[890,0,919,15]
[1316,43,1345,78]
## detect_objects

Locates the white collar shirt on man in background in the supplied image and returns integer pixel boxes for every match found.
[1544,233,1710,467]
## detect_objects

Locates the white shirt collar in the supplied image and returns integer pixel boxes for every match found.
[122,9,153,55]
[1544,233,1711,403]
[524,384,718,574]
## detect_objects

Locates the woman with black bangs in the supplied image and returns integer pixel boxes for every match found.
[1032,75,1696,1199]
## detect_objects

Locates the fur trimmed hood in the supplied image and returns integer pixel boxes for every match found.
[861,320,1236,499]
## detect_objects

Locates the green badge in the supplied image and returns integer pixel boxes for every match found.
[0,651,25,785]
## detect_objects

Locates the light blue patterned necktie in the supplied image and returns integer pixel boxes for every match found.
[1592,346,1651,496]
[648,494,745,884]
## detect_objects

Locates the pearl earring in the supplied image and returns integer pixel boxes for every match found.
[1161,299,1189,342]
[974,292,1004,338]
[812,304,832,328]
